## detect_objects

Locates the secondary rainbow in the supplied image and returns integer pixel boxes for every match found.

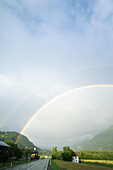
[14,84,113,144]
[2,65,113,130]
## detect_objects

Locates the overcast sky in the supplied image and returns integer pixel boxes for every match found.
[0,0,113,149]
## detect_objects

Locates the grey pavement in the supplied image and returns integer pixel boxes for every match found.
[5,158,50,170]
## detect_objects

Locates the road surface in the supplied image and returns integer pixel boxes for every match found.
[6,158,50,170]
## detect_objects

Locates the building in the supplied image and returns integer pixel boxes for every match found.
[72,152,79,163]
[0,141,10,162]
[0,141,10,151]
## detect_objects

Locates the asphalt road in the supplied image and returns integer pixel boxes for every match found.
[6,158,50,170]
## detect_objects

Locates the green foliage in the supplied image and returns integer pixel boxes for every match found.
[23,148,31,160]
[57,151,62,160]
[6,141,23,159]
[52,147,62,160]
[62,146,73,161]
[0,149,9,162]
[52,147,58,160]
[0,131,40,151]
[0,131,51,156]
[78,150,113,160]
[63,146,70,152]
[15,148,23,159]
[52,146,73,161]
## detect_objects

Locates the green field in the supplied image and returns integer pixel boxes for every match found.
[50,160,113,170]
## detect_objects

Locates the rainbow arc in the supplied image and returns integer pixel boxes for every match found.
[14,84,113,144]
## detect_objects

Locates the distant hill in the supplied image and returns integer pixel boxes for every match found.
[72,125,113,151]
[0,131,51,155]
[0,131,40,150]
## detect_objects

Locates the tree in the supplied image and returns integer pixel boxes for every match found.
[57,151,62,160]
[6,141,23,159]
[62,146,73,161]
[52,146,74,161]
[24,147,31,160]
[63,146,71,152]
[0,148,9,162]
[52,147,58,160]
[15,148,23,159]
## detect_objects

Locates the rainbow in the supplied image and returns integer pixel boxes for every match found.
[14,84,113,144]
[1,64,113,130]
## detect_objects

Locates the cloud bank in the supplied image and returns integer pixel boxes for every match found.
[0,0,113,148]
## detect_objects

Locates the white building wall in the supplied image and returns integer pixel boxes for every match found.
[72,156,79,163]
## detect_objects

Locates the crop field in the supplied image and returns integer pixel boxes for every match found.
[82,159,113,164]
[51,160,113,170]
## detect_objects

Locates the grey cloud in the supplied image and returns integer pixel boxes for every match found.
[0,0,113,148]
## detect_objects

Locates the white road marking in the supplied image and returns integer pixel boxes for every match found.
[45,158,50,170]
[27,162,40,170]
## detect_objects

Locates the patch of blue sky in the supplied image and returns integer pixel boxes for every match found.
[0,0,93,32]
[66,0,94,20]
[0,0,42,35]
[1,0,113,36]
[51,0,95,35]
[104,13,113,25]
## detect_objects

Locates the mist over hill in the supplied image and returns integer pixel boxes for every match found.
[72,125,113,151]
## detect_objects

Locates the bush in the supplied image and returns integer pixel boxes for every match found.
[0,149,9,162]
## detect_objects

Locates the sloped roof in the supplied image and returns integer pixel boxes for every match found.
[72,152,78,156]
[0,141,10,148]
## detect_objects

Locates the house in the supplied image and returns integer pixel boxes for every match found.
[72,152,79,163]
[0,141,10,151]
[0,141,10,162]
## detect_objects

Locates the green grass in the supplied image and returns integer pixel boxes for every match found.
[50,159,67,170]
[81,160,113,168]
[50,160,113,170]
[0,162,11,168]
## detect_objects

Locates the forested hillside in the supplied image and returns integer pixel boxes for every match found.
[73,125,113,151]
[0,131,51,155]
[0,131,39,150]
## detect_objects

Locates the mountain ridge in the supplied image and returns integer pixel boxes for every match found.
[0,131,52,155]
[0,131,40,150]
[72,125,113,151]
